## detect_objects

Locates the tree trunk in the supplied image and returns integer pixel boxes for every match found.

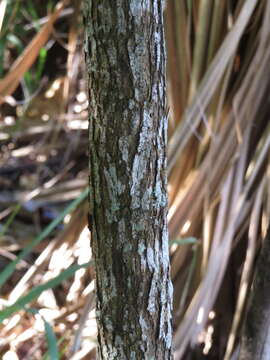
[83,1,173,359]
[239,225,270,360]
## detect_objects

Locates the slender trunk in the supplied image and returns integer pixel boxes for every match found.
[83,1,173,359]
[239,225,270,360]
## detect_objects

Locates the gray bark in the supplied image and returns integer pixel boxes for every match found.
[83,1,173,359]
[239,225,270,360]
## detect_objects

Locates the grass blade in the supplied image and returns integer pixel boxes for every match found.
[44,319,59,360]
[0,187,89,290]
[0,203,21,237]
[0,260,92,323]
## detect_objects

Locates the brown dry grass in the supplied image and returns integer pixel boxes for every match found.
[166,0,270,358]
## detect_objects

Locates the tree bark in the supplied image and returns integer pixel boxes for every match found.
[239,225,270,360]
[83,1,173,359]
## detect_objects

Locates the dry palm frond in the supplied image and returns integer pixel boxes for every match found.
[166,0,269,358]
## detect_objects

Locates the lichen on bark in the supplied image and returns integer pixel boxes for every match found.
[83,0,173,359]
